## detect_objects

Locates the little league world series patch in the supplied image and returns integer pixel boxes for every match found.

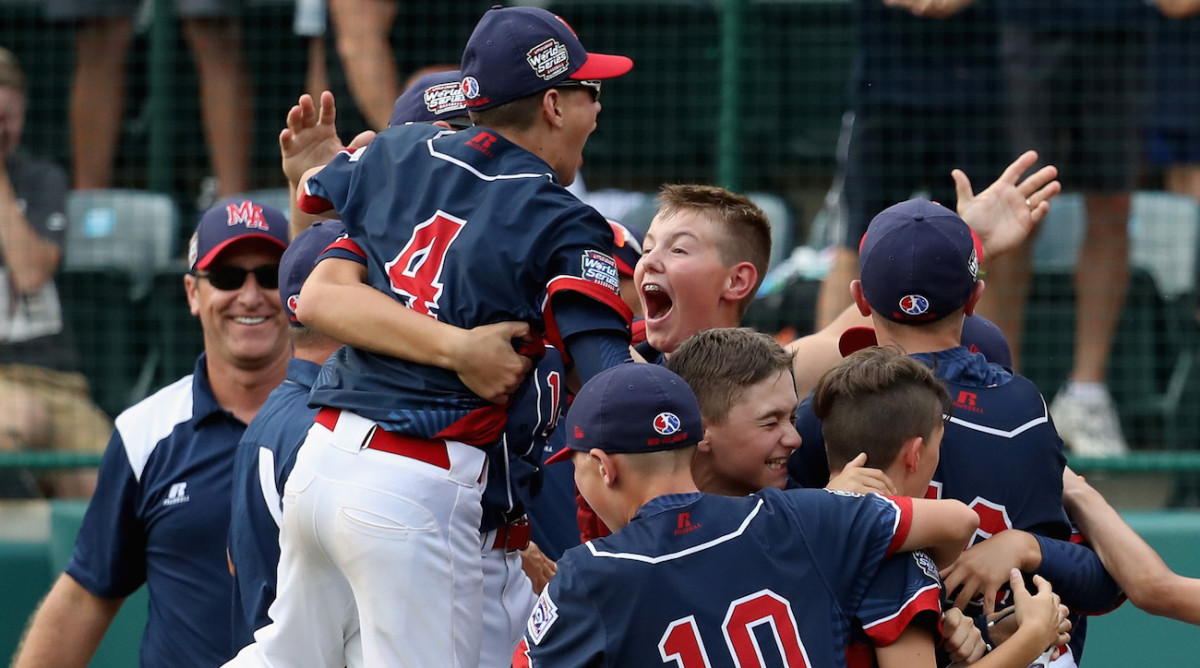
[581,250,621,294]
[527,38,570,80]
[527,589,559,645]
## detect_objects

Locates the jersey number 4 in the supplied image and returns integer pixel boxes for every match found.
[385,211,466,318]
[658,590,811,667]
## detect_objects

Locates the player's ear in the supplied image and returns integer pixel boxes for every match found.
[722,262,758,304]
[962,279,986,316]
[591,449,617,486]
[542,88,565,128]
[901,436,923,473]
[850,280,872,317]
[697,420,714,454]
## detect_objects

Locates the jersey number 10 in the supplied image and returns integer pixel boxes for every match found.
[658,589,811,667]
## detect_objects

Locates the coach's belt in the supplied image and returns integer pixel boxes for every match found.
[492,517,531,551]
[315,408,450,470]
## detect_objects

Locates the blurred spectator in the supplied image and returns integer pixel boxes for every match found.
[46,0,251,196]
[1147,2,1200,200]
[814,0,1003,329]
[0,47,111,498]
[330,0,400,130]
[983,0,1152,457]
[297,0,330,99]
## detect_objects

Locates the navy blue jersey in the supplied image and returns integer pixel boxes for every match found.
[846,551,944,668]
[228,358,323,649]
[301,124,630,444]
[793,347,1068,539]
[515,488,913,668]
[66,356,246,667]
[482,345,567,533]
[790,347,1125,623]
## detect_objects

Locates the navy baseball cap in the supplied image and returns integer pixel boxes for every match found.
[858,198,982,324]
[837,314,1013,368]
[609,220,643,277]
[189,200,289,271]
[388,69,471,129]
[460,5,633,111]
[545,363,702,464]
[278,221,345,327]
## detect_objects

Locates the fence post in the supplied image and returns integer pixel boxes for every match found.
[716,0,743,192]
[146,0,175,195]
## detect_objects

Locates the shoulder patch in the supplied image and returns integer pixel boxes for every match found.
[527,589,560,645]
[912,550,941,582]
[580,249,620,294]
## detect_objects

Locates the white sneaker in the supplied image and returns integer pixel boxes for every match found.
[1049,389,1131,457]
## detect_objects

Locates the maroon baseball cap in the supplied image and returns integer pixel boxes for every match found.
[460,5,633,111]
[189,200,289,271]
[545,363,703,464]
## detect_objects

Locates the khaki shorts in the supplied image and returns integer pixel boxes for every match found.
[0,365,112,454]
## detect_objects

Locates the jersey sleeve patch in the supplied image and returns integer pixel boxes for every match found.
[580,250,621,294]
[527,588,560,646]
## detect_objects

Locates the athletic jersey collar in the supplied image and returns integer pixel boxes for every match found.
[190,353,254,428]
[633,492,705,522]
[909,346,1012,388]
[284,357,322,390]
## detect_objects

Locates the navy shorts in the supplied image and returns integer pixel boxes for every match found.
[1000,26,1144,194]
[840,105,1004,248]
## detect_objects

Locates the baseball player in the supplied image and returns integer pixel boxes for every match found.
[814,345,1070,668]
[790,199,1123,666]
[516,363,983,667]
[15,201,291,667]
[227,7,634,667]
[227,221,360,655]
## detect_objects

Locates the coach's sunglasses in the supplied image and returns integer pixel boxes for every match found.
[190,264,280,291]
[556,80,602,103]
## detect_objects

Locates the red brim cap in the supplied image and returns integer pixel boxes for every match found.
[838,326,878,358]
[570,53,633,80]
[196,234,288,271]
[544,446,578,465]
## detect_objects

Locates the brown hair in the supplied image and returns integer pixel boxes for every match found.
[813,345,950,473]
[468,90,546,132]
[655,184,771,317]
[666,327,794,425]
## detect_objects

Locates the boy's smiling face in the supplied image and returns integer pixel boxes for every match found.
[636,209,739,354]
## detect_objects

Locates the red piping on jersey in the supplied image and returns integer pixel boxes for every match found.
[884,495,914,558]
[325,236,366,258]
[863,583,943,647]
[543,276,634,359]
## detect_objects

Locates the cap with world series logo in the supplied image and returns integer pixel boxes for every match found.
[388,69,472,129]
[545,363,703,464]
[459,5,633,112]
[858,198,982,325]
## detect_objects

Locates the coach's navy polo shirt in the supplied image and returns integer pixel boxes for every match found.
[67,354,248,667]
[229,357,321,649]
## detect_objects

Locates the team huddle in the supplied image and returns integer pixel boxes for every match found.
[13,4,1190,668]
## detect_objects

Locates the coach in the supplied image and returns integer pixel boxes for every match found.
[13,202,291,667]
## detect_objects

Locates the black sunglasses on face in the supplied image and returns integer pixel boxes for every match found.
[191,264,280,291]
[556,80,602,103]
